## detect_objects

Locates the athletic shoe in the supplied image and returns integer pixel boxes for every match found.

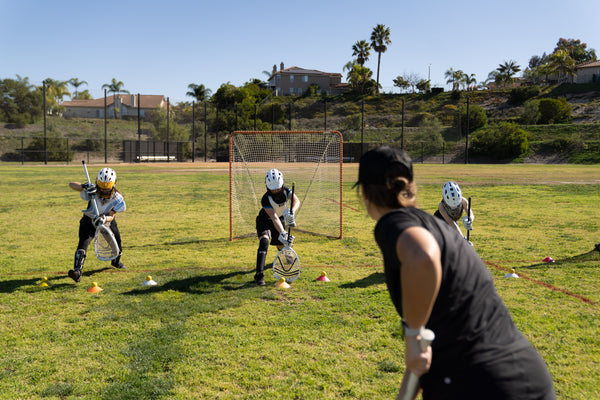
[255,278,265,286]
[111,261,127,269]
[595,242,600,252]
[68,269,82,283]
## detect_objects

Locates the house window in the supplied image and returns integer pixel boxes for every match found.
[296,88,302,95]
[302,75,308,82]
[289,75,294,83]
[289,87,295,95]
[276,75,281,83]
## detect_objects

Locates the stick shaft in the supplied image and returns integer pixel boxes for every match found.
[82,160,100,217]
[466,196,472,241]
[287,182,295,237]
[399,329,435,400]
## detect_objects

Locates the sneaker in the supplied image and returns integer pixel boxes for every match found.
[68,269,82,283]
[111,261,127,269]
[255,278,265,286]
[595,243,600,252]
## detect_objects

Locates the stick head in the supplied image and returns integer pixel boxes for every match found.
[273,247,300,283]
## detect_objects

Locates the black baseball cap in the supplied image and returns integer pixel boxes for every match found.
[356,146,413,186]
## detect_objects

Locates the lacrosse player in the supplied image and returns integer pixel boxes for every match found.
[433,181,474,240]
[356,146,556,400]
[253,168,300,286]
[68,167,127,282]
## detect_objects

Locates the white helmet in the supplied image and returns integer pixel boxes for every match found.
[442,181,462,208]
[265,168,284,190]
[97,168,117,198]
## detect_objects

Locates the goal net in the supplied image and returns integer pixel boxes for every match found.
[230,130,343,241]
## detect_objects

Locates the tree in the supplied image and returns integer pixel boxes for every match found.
[463,73,477,91]
[470,122,529,160]
[74,89,93,100]
[352,40,371,67]
[416,79,431,94]
[101,78,129,96]
[44,78,71,115]
[0,75,43,126]
[548,49,576,83]
[370,24,391,94]
[554,38,596,64]
[393,76,410,93]
[69,78,88,99]
[445,68,464,91]
[496,60,521,86]
[186,83,212,103]
[347,64,377,95]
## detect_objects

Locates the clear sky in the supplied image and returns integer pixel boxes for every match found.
[1,0,598,104]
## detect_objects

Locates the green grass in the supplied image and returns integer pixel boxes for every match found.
[0,163,599,399]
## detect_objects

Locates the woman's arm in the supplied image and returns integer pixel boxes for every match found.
[265,207,285,234]
[69,182,83,191]
[397,226,442,377]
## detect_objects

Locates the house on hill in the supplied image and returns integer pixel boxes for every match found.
[62,94,166,119]
[267,62,348,96]
[575,60,600,84]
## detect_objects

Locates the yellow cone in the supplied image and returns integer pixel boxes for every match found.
[142,275,157,286]
[87,281,104,293]
[316,271,330,282]
[39,276,50,287]
[504,268,519,278]
[275,277,290,288]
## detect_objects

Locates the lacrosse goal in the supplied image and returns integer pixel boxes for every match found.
[229,130,343,240]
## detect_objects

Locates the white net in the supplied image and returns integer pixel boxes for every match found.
[230,131,343,240]
[94,225,120,261]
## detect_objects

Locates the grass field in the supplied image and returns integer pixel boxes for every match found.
[0,162,599,400]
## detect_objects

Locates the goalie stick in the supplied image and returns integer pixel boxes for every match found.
[82,161,120,261]
[467,197,472,241]
[273,182,300,283]
[399,328,435,400]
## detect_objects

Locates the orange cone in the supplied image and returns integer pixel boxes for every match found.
[87,281,103,293]
[316,271,330,282]
[275,277,290,288]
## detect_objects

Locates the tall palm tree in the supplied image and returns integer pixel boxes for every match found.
[186,83,212,103]
[352,40,371,67]
[44,78,71,115]
[69,78,88,99]
[548,50,576,83]
[370,24,391,94]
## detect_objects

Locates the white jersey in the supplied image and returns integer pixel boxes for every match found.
[81,191,126,218]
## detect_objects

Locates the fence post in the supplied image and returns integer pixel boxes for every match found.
[361,99,365,155]
[324,100,327,130]
[192,101,196,162]
[43,80,47,165]
[137,93,141,162]
[167,97,170,162]
[204,102,207,162]
[21,137,24,165]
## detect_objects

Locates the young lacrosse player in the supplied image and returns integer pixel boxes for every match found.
[253,168,300,286]
[433,181,474,240]
[68,167,127,282]
[356,146,556,400]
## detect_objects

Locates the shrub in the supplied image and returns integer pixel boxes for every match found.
[538,98,571,124]
[508,85,541,105]
[454,103,488,134]
[470,121,529,160]
[520,100,541,124]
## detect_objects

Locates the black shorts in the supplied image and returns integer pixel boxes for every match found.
[256,215,285,246]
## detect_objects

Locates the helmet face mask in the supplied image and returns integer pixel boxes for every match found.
[442,181,462,209]
[97,168,117,198]
[265,168,284,191]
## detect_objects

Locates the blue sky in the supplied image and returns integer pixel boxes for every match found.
[1,0,598,103]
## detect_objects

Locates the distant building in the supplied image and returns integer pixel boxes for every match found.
[267,62,348,96]
[62,94,166,119]
[575,60,600,84]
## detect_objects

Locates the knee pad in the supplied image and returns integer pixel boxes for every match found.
[258,237,269,252]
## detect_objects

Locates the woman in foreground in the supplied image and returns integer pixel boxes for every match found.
[356,146,556,400]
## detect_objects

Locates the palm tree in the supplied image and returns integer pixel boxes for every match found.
[186,83,212,103]
[44,78,71,115]
[101,78,129,96]
[464,73,477,91]
[347,64,375,95]
[69,78,88,99]
[352,40,371,67]
[370,24,392,94]
[548,50,576,83]
[496,60,521,86]
[444,68,464,91]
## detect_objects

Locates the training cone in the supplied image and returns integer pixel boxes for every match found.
[142,275,157,286]
[39,276,50,287]
[504,268,519,278]
[275,277,291,289]
[542,256,555,263]
[316,271,330,282]
[87,282,104,293]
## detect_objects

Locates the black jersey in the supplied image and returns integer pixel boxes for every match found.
[257,186,292,221]
[374,207,555,399]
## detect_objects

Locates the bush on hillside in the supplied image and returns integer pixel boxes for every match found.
[538,98,571,124]
[454,103,487,134]
[470,121,529,160]
[508,85,541,105]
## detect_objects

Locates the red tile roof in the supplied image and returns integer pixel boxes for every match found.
[63,94,165,108]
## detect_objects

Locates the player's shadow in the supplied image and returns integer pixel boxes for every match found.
[121,269,254,296]
[125,237,230,250]
[521,249,599,270]
[0,275,75,293]
[339,272,385,288]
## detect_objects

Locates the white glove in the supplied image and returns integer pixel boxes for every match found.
[462,216,473,230]
[282,208,296,227]
[278,231,294,246]
[93,214,107,227]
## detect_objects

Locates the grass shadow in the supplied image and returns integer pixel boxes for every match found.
[339,272,385,288]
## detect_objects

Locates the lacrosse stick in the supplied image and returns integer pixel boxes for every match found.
[399,328,435,400]
[273,182,300,283]
[82,161,120,261]
[466,197,472,241]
